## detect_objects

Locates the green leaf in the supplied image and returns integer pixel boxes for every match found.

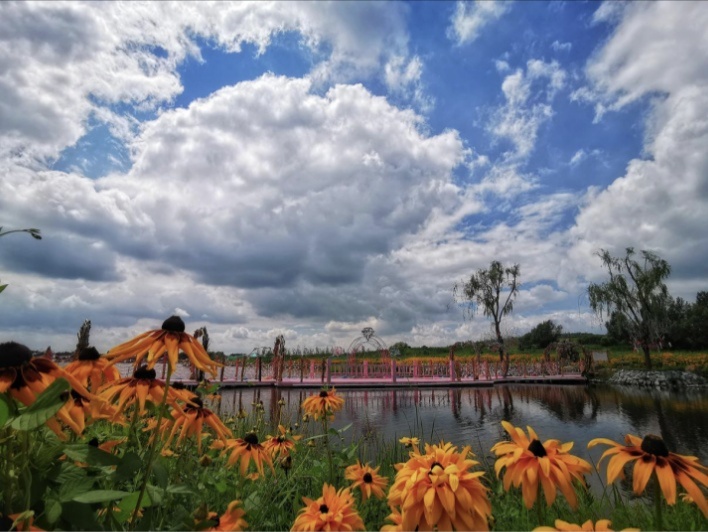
[72,490,130,504]
[113,451,143,482]
[45,499,62,524]
[152,457,168,489]
[0,393,16,427]
[145,484,164,506]
[64,443,121,467]
[0,283,7,294]
[166,484,193,495]
[58,473,95,502]
[11,378,70,431]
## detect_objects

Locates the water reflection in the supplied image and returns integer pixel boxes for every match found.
[217,384,708,474]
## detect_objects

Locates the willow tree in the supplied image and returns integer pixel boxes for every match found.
[453,261,520,376]
[588,248,671,369]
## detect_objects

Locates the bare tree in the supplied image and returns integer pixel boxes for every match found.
[588,248,671,369]
[453,261,520,377]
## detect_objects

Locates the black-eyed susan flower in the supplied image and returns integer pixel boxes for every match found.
[160,397,233,454]
[291,483,364,532]
[0,342,92,406]
[97,365,183,416]
[105,316,221,377]
[380,507,403,532]
[491,421,592,510]
[534,519,639,531]
[344,460,388,502]
[589,433,708,517]
[399,436,419,449]
[388,441,491,531]
[301,388,344,421]
[215,432,274,479]
[263,424,302,459]
[63,347,120,391]
[204,500,247,531]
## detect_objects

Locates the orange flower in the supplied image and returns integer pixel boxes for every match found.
[399,437,419,449]
[1,513,43,531]
[263,424,302,458]
[97,365,184,415]
[63,347,120,391]
[589,433,708,517]
[344,461,388,502]
[160,397,232,454]
[0,342,92,405]
[105,316,221,376]
[388,441,491,531]
[380,507,403,532]
[215,432,274,479]
[491,421,592,509]
[204,500,248,531]
[301,388,344,421]
[291,483,364,531]
[534,519,639,531]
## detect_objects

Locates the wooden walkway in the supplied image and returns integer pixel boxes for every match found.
[175,374,587,389]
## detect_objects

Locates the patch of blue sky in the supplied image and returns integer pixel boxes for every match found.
[50,120,130,179]
[173,31,313,109]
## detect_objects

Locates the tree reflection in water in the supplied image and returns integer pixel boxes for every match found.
[217,383,708,489]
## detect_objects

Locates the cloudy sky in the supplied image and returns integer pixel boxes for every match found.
[1,1,707,354]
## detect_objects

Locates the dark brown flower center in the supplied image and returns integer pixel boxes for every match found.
[172,381,186,389]
[0,341,32,368]
[319,504,329,514]
[429,461,444,475]
[78,347,100,361]
[641,434,669,457]
[277,436,286,443]
[244,432,259,445]
[363,472,373,483]
[528,439,547,457]
[188,397,204,410]
[133,366,157,380]
[88,437,100,447]
[162,315,185,332]
[319,390,329,398]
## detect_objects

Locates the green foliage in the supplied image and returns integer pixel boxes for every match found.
[520,320,563,349]
[11,378,70,431]
[588,248,672,368]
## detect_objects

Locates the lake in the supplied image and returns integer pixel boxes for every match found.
[215,383,708,491]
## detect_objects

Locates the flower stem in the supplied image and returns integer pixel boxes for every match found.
[322,416,334,484]
[654,476,663,531]
[130,368,173,528]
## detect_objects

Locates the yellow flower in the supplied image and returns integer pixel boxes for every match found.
[291,483,364,531]
[63,347,120,391]
[97,365,184,416]
[263,424,302,458]
[301,388,344,421]
[216,432,274,479]
[344,461,388,502]
[388,441,491,531]
[491,421,592,510]
[589,433,708,517]
[534,519,639,531]
[204,500,247,531]
[399,437,419,448]
[105,316,221,377]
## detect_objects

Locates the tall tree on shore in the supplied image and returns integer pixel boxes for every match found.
[588,248,671,369]
[453,261,520,377]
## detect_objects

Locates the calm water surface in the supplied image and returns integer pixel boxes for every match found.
[217,384,708,469]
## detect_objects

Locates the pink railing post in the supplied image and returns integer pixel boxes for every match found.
[522,360,526,378]
[449,360,455,382]
[363,360,369,378]
[413,361,419,379]
[310,360,315,379]
[326,358,332,385]
[391,358,397,383]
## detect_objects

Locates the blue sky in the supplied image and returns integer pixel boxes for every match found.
[1,1,707,353]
